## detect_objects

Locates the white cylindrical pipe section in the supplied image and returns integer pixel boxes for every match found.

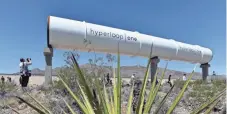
[48,16,213,64]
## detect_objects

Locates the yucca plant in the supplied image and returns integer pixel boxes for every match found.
[12,50,226,114]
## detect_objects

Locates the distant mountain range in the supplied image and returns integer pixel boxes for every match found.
[2,64,225,80]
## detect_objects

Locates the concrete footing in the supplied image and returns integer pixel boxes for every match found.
[200,63,210,81]
[44,47,53,86]
[150,56,160,83]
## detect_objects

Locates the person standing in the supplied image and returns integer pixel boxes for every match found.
[156,78,159,85]
[131,73,135,79]
[7,77,11,83]
[212,71,216,81]
[106,73,110,85]
[167,74,173,87]
[19,58,32,90]
[26,58,32,77]
[212,71,216,76]
[130,73,135,85]
[183,74,187,81]
[1,76,5,84]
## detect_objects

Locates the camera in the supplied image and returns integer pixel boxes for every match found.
[27,58,31,61]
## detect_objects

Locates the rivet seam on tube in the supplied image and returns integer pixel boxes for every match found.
[195,45,203,63]
[83,21,87,40]
[170,39,178,60]
[134,31,141,56]
[124,33,127,43]
[199,46,204,63]
[174,40,179,58]
[150,37,154,58]
[150,42,154,58]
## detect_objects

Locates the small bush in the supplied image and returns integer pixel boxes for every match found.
[7,50,226,114]
[188,79,226,104]
[0,81,17,95]
[173,79,187,89]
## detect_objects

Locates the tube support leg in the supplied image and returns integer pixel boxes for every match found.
[200,63,210,81]
[150,57,160,83]
[44,47,53,86]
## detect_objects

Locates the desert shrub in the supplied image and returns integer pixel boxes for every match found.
[51,51,117,113]
[0,81,17,95]
[53,66,78,90]
[173,79,186,89]
[190,79,204,85]
[10,50,226,114]
[188,79,226,104]
[211,79,226,91]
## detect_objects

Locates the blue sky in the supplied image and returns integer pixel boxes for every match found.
[0,0,225,75]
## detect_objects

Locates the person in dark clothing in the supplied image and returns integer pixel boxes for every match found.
[132,90,139,112]
[212,71,216,81]
[1,76,5,84]
[132,85,147,113]
[109,80,112,85]
[93,89,97,99]
[156,78,159,85]
[93,89,98,104]
[19,58,32,89]
[26,58,32,77]
[106,73,110,85]
[168,75,171,82]
[142,100,146,113]
[7,77,11,82]
[132,82,140,112]
[212,71,216,76]
[167,75,173,87]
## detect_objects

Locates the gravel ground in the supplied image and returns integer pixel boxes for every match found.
[0,80,226,114]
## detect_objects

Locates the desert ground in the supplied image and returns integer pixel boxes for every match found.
[0,74,226,114]
[1,74,180,86]
[1,75,59,85]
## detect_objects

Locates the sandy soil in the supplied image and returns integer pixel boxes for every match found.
[1,75,178,86]
[0,75,58,85]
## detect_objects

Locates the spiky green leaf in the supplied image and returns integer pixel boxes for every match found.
[167,65,197,114]
[94,78,109,114]
[77,81,95,114]
[70,53,100,113]
[154,84,175,114]
[136,58,151,114]
[126,81,134,114]
[116,43,122,114]
[103,82,112,114]
[15,96,47,114]
[204,99,220,114]
[191,88,226,114]
[57,74,88,114]
[26,93,52,114]
[62,98,76,114]
[144,62,168,113]
[7,105,21,114]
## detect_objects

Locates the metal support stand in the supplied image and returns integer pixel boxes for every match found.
[150,56,160,83]
[200,63,210,81]
[44,47,53,86]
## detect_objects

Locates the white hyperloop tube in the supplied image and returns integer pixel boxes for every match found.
[47,16,213,64]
